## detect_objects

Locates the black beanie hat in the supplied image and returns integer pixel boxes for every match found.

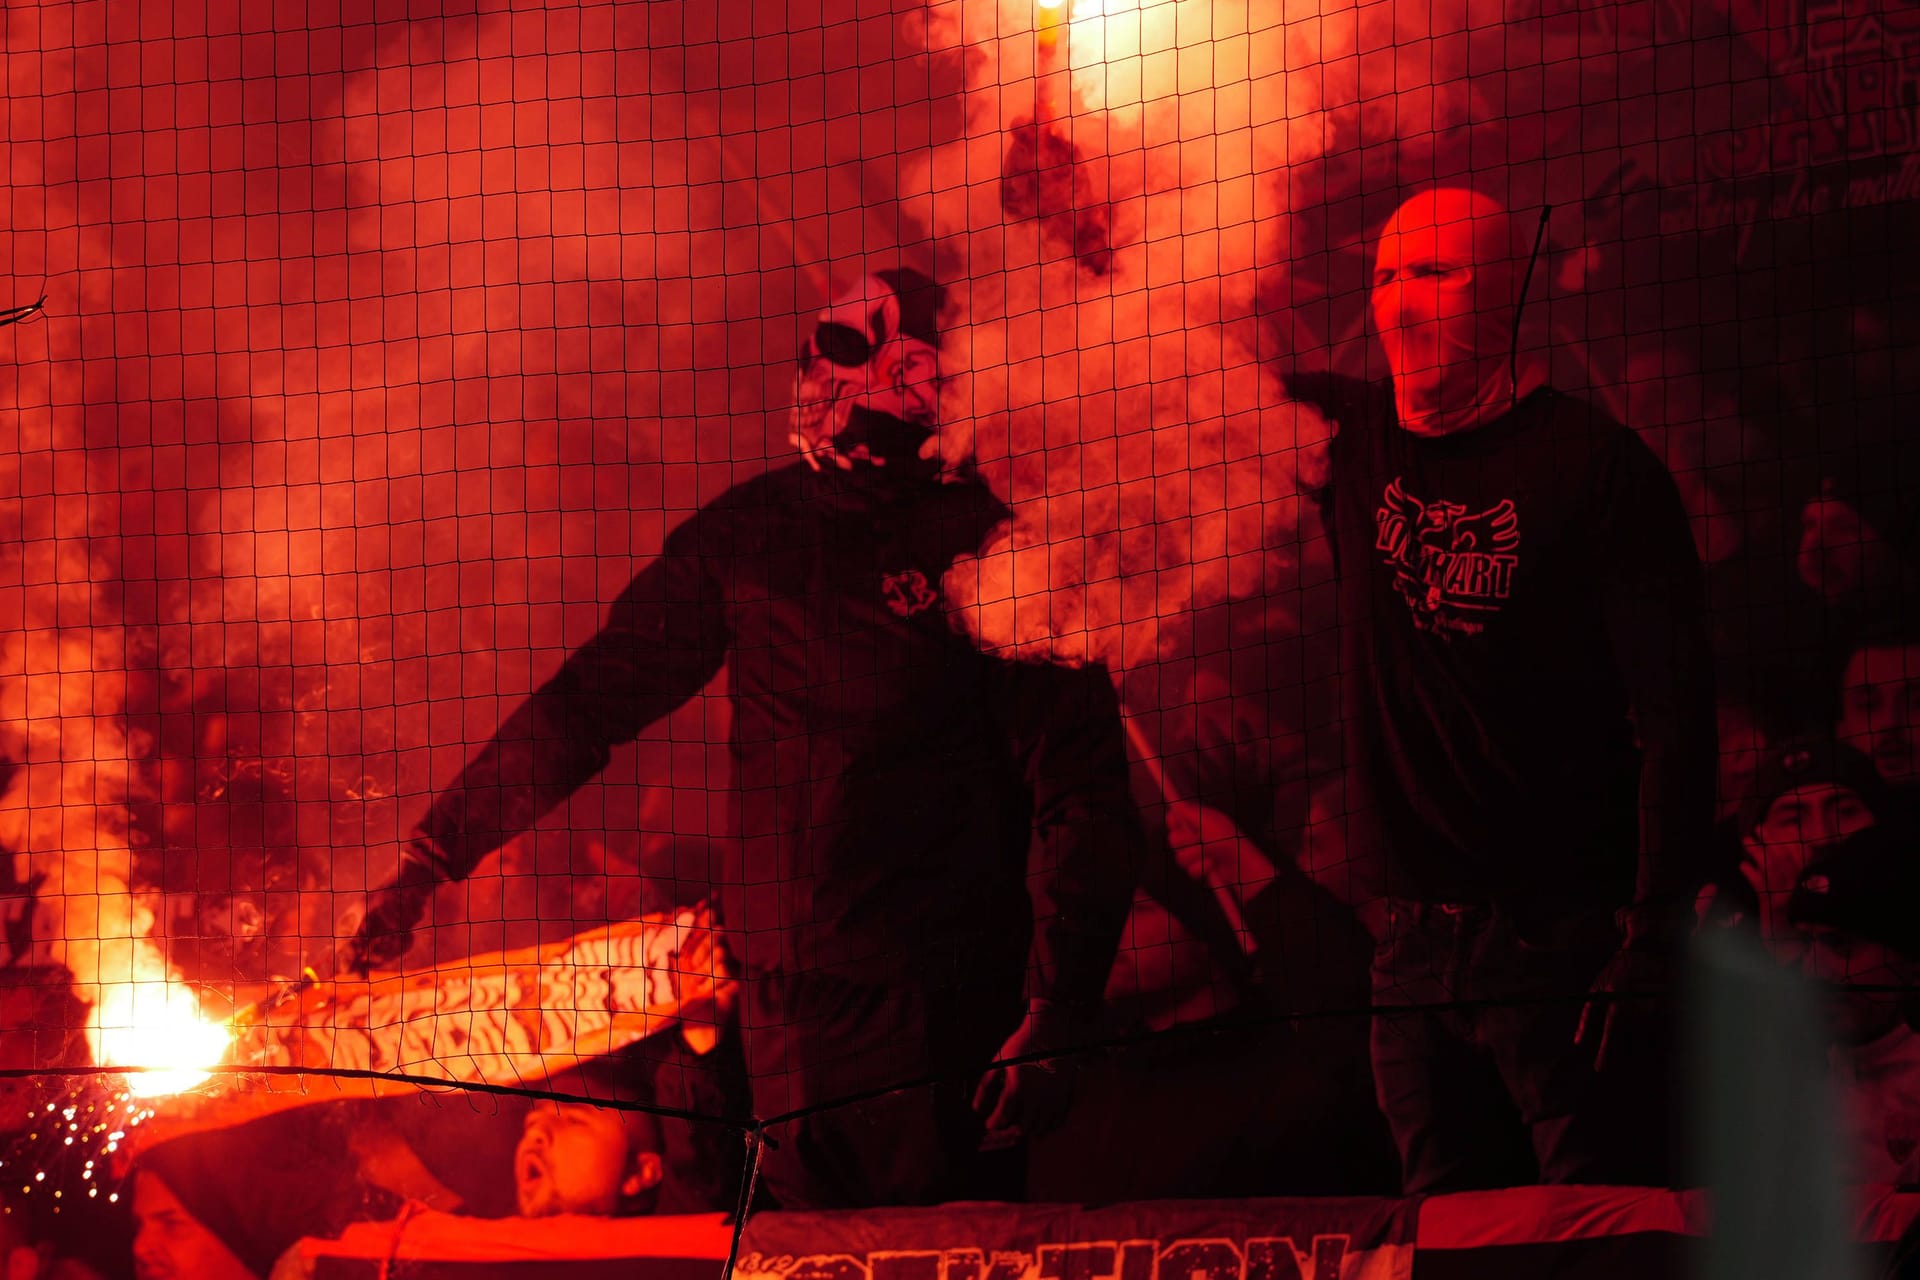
[1740,739,1892,838]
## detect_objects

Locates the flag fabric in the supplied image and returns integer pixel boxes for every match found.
[139,905,728,1154]
[234,904,728,1091]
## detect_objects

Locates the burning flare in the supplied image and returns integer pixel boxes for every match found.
[95,981,231,1098]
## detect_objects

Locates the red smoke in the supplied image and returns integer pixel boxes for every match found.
[0,0,1896,1046]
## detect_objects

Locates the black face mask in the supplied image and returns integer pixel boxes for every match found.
[832,405,941,482]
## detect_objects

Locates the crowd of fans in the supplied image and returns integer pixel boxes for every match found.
[99,617,1919,1280]
[0,186,1912,1280]
[1708,639,1920,1187]
[98,624,1920,1279]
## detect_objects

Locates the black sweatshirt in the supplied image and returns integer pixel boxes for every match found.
[1290,373,1717,913]
[411,461,1139,1004]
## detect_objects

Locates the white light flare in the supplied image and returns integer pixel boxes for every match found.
[94,982,231,1098]
[1037,0,1155,116]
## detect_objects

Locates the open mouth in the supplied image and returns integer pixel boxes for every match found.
[516,1150,549,1206]
[834,406,935,461]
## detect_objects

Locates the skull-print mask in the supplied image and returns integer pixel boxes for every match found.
[790,268,944,477]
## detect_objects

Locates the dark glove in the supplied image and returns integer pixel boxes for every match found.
[340,840,443,976]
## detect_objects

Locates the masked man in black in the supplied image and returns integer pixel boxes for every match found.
[338,268,1140,1210]
[1287,187,1717,1192]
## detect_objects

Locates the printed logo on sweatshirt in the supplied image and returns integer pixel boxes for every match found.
[1374,476,1521,635]
[881,568,941,617]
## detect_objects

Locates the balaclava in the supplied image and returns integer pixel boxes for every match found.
[1370,187,1539,438]
[790,267,945,479]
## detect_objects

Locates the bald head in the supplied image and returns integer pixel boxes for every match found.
[1371,187,1540,435]
[1375,188,1527,294]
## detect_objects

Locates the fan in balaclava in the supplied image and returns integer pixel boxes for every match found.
[1370,187,1544,438]
[790,267,947,480]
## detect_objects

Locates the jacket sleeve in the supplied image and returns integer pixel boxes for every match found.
[1596,431,1719,915]
[1003,661,1144,1011]
[413,515,731,881]
[1278,368,1373,501]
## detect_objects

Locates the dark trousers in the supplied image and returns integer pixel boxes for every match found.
[632,1032,754,1215]
[740,967,1025,1210]
[1027,1015,1397,1202]
[1369,900,1670,1194]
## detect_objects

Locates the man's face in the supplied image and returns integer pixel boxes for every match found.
[1838,644,1920,785]
[1797,495,1898,602]
[1369,190,1519,433]
[131,1172,257,1280]
[514,1103,656,1218]
[1742,784,1876,942]
[1797,926,1908,1045]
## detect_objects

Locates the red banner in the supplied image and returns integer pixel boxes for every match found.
[280,1188,1920,1280]
[230,906,728,1090]
[133,908,730,1161]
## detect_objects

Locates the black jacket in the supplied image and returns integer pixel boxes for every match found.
[413,461,1140,1002]
[1288,372,1717,913]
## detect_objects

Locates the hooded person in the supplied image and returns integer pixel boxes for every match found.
[787,268,947,479]
[336,265,1143,1210]
[1365,187,1549,438]
[1284,184,1718,1193]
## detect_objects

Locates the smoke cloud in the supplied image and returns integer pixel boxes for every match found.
[921,0,1339,672]
[0,17,157,1046]
[0,0,1889,1060]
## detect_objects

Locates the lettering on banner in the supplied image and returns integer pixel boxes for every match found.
[1039,1244,1115,1280]
[930,1248,1035,1280]
[873,1254,943,1280]
[785,1255,871,1280]
[1157,1242,1241,1280]
[739,1236,1365,1280]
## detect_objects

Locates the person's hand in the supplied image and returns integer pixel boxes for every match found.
[335,842,440,977]
[1694,881,1721,929]
[972,1002,1090,1140]
[1575,905,1686,1070]
[1166,799,1276,898]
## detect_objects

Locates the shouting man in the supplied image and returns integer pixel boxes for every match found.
[1288,186,1717,1192]
[341,268,1140,1210]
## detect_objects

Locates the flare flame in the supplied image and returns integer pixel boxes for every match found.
[94,981,231,1098]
